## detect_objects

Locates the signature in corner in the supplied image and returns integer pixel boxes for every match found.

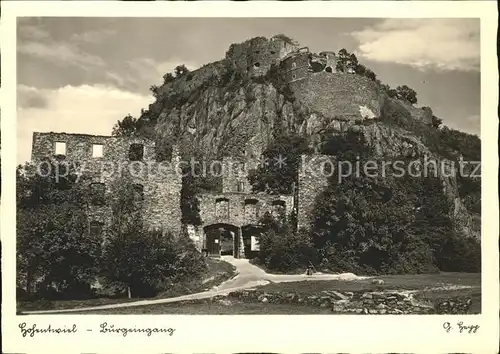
[443,321,480,334]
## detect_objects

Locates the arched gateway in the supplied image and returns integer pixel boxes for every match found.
[202,223,265,259]
[195,157,294,259]
[203,223,241,258]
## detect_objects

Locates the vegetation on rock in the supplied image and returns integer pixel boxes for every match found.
[248,131,310,195]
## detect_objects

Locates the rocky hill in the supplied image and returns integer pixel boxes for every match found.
[119,35,480,239]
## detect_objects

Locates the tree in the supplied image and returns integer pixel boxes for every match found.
[310,131,465,274]
[396,85,418,104]
[16,160,101,299]
[248,133,311,194]
[336,48,350,72]
[257,212,315,272]
[100,172,206,298]
[431,115,443,129]
[174,65,190,78]
[163,72,175,84]
[364,68,377,81]
[150,85,160,98]
[112,114,141,137]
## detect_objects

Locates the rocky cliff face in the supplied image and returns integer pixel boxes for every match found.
[135,36,479,239]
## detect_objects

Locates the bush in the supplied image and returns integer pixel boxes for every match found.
[16,161,101,299]
[434,234,481,273]
[100,228,207,298]
[257,213,316,273]
[258,228,316,273]
[390,235,439,274]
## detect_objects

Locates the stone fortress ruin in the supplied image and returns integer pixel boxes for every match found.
[30,132,331,260]
[30,35,441,259]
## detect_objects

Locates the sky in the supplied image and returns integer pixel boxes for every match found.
[17,17,480,164]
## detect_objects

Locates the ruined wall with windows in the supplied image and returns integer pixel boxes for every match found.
[198,192,294,228]
[31,132,182,239]
[226,36,298,78]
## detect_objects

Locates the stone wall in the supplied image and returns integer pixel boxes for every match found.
[198,192,294,228]
[319,51,338,72]
[186,224,204,251]
[290,72,383,121]
[281,51,311,83]
[297,154,335,229]
[225,36,297,78]
[31,132,182,236]
[221,156,262,194]
[32,132,157,165]
[205,289,474,314]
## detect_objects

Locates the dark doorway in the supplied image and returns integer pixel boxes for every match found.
[205,228,220,257]
[220,229,234,256]
[241,225,264,259]
[203,223,240,258]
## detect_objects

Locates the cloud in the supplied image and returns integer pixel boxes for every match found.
[18,21,108,70]
[351,19,480,72]
[17,85,154,164]
[126,58,199,83]
[17,24,51,41]
[70,28,117,43]
[106,58,200,92]
[18,41,107,69]
[17,85,49,109]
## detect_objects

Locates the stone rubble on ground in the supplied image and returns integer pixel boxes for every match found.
[193,288,475,314]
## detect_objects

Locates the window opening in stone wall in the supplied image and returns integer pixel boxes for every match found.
[92,144,103,158]
[255,51,260,54]
[325,66,333,73]
[253,62,260,68]
[212,162,222,176]
[270,51,276,54]
[89,183,106,206]
[129,143,144,161]
[245,199,259,205]
[271,200,286,207]
[292,74,297,80]
[244,199,259,223]
[215,198,230,221]
[237,181,245,192]
[322,161,333,175]
[55,142,66,155]
[155,144,172,162]
[133,184,144,203]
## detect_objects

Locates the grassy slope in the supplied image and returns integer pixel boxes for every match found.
[17,257,236,313]
[258,272,480,293]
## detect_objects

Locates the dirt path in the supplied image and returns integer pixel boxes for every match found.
[22,256,369,314]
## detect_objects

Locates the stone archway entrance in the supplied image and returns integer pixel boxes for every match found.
[203,223,242,258]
